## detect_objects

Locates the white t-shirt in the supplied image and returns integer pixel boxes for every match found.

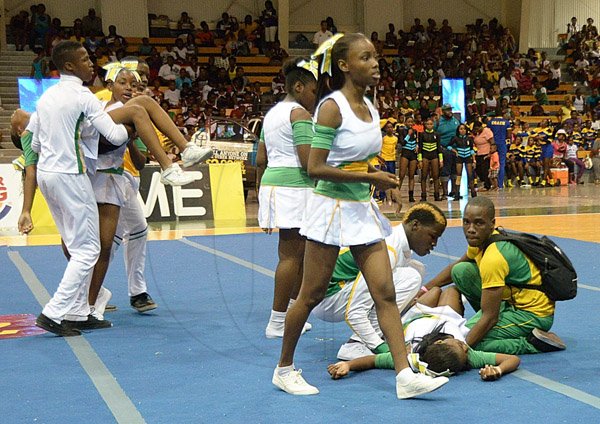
[313,30,333,46]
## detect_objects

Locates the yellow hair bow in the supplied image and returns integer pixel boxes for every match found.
[311,33,344,76]
[296,59,319,80]
[103,60,141,83]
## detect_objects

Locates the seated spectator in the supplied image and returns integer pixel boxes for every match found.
[158,56,180,83]
[235,30,252,56]
[175,69,193,90]
[582,17,598,37]
[214,48,230,69]
[163,81,181,107]
[160,45,177,63]
[240,15,259,44]
[216,12,233,39]
[530,102,546,116]
[533,80,548,105]
[517,69,533,94]
[586,88,600,113]
[564,110,583,128]
[266,40,288,65]
[423,197,566,355]
[10,10,29,51]
[177,12,195,32]
[313,20,333,48]
[371,32,384,56]
[173,38,188,61]
[138,37,153,56]
[103,25,127,48]
[81,8,103,37]
[69,26,86,44]
[185,33,197,53]
[385,23,398,47]
[559,98,576,122]
[196,21,215,46]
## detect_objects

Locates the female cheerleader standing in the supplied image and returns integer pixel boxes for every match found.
[272,33,448,399]
[257,57,318,338]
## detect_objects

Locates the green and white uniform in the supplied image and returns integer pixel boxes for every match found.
[374,303,497,370]
[300,91,391,246]
[258,101,313,229]
[313,224,423,350]
[89,101,130,207]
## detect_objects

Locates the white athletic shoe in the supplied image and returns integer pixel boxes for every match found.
[396,372,449,399]
[90,306,104,321]
[337,342,373,361]
[94,287,112,317]
[181,143,213,167]
[160,163,196,186]
[272,368,319,395]
[265,322,312,339]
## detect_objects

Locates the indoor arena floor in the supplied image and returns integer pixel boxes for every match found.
[1,185,599,423]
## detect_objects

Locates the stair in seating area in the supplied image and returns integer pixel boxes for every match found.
[0,47,34,155]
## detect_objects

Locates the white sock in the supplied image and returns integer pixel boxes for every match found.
[276,364,294,377]
[268,310,286,327]
[396,367,416,385]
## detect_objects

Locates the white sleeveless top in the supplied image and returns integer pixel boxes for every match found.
[262,100,305,168]
[313,90,381,202]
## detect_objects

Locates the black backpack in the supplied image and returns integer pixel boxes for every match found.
[483,228,578,301]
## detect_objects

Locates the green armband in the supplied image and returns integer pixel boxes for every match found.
[438,153,444,162]
[312,124,337,150]
[374,342,390,354]
[292,120,314,146]
[417,153,422,161]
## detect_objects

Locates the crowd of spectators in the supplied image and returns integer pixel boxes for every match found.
[563,17,600,88]
[7,5,600,161]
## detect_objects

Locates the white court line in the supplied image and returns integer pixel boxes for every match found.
[179,237,275,277]
[8,251,146,424]
[514,370,600,409]
[180,237,600,409]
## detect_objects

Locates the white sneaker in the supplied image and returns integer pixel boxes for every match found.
[396,372,449,399]
[160,163,196,186]
[181,143,213,167]
[337,342,373,361]
[272,368,319,395]
[265,322,312,339]
[94,287,112,317]
[90,306,104,321]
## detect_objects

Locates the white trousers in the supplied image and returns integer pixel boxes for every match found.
[312,266,422,350]
[111,175,148,297]
[37,170,100,321]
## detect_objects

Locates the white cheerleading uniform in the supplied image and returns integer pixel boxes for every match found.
[258,101,313,229]
[312,224,423,350]
[300,91,391,246]
[402,303,470,349]
[33,74,129,322]
[89,101,129,207]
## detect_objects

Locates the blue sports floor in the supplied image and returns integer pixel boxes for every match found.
[2,227,600,423]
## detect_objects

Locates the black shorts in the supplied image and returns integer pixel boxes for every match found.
[401,149,418,161]
[456,156,473,164]
[421,150,439,161]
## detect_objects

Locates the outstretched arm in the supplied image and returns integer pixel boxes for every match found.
[328,355,378,379]
[479,353,520,381]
